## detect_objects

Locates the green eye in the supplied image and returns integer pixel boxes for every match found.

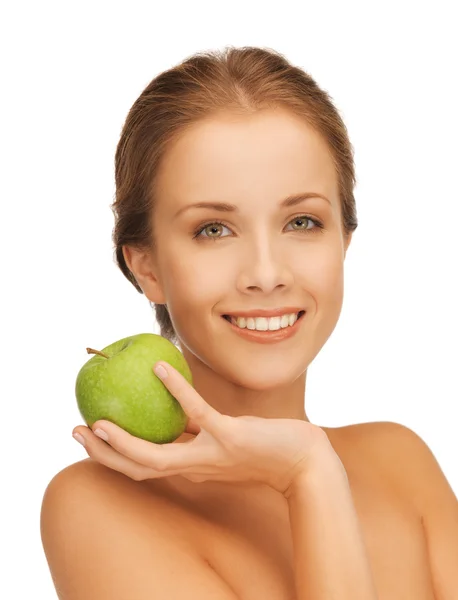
[192,215,324,241]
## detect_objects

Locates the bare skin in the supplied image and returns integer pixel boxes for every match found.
[73,422,436,600]
[42,109,457,599]
[122,107,352,425]
[103,109,436,596]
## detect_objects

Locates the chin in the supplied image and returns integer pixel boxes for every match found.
[226,368,305,392]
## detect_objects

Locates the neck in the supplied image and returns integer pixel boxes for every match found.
[179,343,310,422]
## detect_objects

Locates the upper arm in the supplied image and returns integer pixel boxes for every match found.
[371,421,458,600]
[40,462,238,600]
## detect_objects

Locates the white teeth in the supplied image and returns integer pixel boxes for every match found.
[229,312,300,331]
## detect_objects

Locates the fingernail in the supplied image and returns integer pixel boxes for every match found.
[94,428,109,441]
[73,433,86,447]
[154,363,168,379]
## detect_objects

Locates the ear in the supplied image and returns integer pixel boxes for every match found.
[122,245,167,304]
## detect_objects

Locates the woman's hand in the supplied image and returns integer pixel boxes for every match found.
[72,361,338,497]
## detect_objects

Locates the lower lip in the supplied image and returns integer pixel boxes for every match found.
[221,312,306,344]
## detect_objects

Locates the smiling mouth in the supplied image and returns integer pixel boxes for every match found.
[222,311,306,324]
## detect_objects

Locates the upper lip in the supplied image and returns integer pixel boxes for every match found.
[222,306,305,318]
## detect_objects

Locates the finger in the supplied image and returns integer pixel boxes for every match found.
[184,417,201,435]
[90,419,205,472]
[72,426,178,481]
[153,361,228,438]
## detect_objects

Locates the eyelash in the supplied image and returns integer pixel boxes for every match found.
[192,215,324,241]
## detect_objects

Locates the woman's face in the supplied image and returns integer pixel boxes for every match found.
[144,108,351,390]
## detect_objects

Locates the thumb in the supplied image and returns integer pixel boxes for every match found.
[184,417,201,435]
[152,361,226,436]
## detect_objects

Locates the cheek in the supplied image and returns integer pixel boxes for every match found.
[307,255,344,293]
[163,248,226,312]
[292,239,343,281]
[163,239,344,313]
[163,256,226,359]
[296,248,345,318]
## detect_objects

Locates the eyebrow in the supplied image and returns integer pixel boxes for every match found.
[174,192,331,218]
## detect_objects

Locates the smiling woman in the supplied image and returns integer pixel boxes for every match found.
[40,45,458,600]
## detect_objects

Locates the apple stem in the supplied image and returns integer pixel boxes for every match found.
[86,347,109,359]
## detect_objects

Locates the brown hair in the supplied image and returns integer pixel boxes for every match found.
[110,45,358,347]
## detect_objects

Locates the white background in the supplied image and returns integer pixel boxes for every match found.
[2,1,457,598]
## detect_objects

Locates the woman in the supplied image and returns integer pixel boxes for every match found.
[40,46,458,599]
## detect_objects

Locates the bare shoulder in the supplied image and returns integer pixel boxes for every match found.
[328,419,432,458]
[40,459,238,600]
[334,420,457,507]
[330,419,435,466]
[41,457,147,500]
[348,421,458,597]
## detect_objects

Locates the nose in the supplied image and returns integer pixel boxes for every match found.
[235,238,294,294]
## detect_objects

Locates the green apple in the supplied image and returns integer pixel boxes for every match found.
[75,333,192,444]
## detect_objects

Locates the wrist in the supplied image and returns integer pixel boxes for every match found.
[284,435,347,500]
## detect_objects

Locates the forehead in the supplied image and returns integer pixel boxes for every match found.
[156,109,338,208]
